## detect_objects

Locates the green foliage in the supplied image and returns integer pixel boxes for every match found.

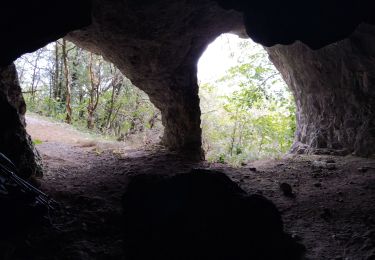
[32,139,43,145]
[15,40,163,144]
[199,35,296,166]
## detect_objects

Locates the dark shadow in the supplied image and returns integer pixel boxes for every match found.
[122,169,305,260]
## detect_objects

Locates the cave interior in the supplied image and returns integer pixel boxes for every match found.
[0,0,375,259]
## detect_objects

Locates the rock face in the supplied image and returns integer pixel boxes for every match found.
[122,169,305,260]
[214,0,374,49]
[0,64,42,178]
[67,0,244,158]
[1,0,373,66]
[1,0,375,161]
[267,24,375,156]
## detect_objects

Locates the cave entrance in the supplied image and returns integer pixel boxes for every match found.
[198,33,296,165]
[15,39,164,161]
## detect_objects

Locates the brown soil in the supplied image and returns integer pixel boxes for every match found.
[16,115,375,259]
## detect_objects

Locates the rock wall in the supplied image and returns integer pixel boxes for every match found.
[267,24,375,156]
[67,0,244,158]
[0,64,42,178]
[1,0,375,160]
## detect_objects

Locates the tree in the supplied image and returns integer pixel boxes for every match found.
[199,37,296,165]
[87,53,102,129]
[61,39,74,124]
[15,39,163,144]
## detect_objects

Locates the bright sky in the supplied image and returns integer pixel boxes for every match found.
[197,33,289,98]
[197,33,258,84]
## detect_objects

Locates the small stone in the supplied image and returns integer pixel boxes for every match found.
[280,182,295,198]
[320,208,332,220]
[312,160,326,168]
[326,163,337,170]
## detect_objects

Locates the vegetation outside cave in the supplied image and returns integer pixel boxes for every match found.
[198,34,296,165]
[15,35,296,163]
[15,39,163,148]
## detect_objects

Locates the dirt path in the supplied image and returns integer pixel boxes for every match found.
[18,114,375,259]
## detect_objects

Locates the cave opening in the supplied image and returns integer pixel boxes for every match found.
[198,33,296,165]
[1,1,375,259]
[15,39,164,151]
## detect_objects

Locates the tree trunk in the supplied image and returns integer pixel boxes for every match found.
[87,53,101,129]
[62,39,72,124]
[105,71,122,130]
[53,41,60,99]
[30,51,42,102]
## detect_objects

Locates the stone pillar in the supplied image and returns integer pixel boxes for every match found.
[266,24,375,156]
[66,0,244,160]
[155,68,203,159]
[128,60,203,159]
[0,64,43,178]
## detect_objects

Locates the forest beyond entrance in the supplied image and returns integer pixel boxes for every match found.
[10,114,374,260]
[16,34,296,165]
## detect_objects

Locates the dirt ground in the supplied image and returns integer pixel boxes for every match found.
[18,114,375,259]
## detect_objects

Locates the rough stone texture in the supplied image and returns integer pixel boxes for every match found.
[267,24,375,156]
[67,0,244,158]
[1,1,375,160]
[1,1,374,66]
[0,64,43,178]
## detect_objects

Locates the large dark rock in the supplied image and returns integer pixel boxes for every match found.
[267,24,375,156]
[0,64,42,178]
[122,169,305,260]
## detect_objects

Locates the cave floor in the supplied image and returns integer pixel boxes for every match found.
[12,115,375,259]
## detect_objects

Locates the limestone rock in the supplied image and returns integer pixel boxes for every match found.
[0,64,42,178]
[267,24,375,157]
[66,0,244,158]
